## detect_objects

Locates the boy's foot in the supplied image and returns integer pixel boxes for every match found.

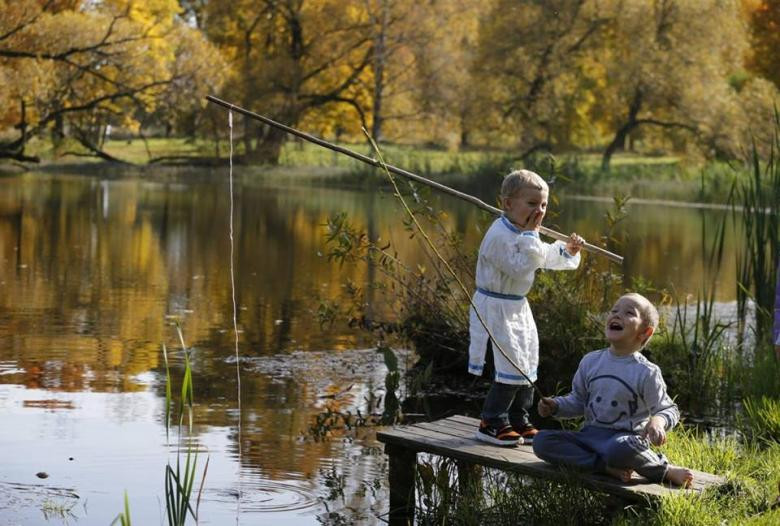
[604,466,634,483]
[513,424,539,444]
[664,466,694,488]
[475,420,523,446]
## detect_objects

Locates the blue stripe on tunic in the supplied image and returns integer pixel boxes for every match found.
[476,287,525,301]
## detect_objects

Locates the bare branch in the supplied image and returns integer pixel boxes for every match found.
[635,118,697,132]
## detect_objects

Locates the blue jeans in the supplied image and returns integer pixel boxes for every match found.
[532,426,669,482]
[481,381,534,429]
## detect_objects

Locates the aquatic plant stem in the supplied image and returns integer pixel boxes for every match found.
[163,327,205,526]
[362,129,545,398]
[228,109,242,521]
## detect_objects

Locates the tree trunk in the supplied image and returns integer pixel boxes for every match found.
[602,89,643,170]
[459,107,471,148]
[0,99,39,162]
[248,125,286,165]
[370,1,389,142]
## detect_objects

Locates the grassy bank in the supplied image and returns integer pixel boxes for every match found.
[403,428,780,526]
[14,136,755,204]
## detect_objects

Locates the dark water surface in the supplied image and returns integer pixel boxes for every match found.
[0,170,740,524]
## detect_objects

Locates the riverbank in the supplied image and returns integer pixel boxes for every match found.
[6,136,752,205]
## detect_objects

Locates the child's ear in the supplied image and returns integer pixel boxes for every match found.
[641,326,654,344]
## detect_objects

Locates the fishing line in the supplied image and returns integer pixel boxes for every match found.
[364,130,546,398]
[228,109,242,521]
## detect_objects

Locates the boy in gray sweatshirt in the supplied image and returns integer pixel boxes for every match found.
[533,293,694,487]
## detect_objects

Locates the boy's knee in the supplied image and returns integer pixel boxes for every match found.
[532,430,554,458]
[604,434,649,467]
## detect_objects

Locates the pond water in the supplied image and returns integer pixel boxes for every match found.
[0,169,742,525]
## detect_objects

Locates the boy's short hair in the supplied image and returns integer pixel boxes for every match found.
[500,169,548,200]
[623,293,659,330]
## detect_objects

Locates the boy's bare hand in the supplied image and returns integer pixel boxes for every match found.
[538,397,558,417]
[644,417,667,446]
[566,233,585,255]
[523,210,544,231]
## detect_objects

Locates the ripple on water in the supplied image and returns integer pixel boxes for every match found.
[233,348,414,386]
[0,481,80,516]
[206,479,319,513]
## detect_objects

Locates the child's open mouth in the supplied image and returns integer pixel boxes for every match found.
[608,322,623,330]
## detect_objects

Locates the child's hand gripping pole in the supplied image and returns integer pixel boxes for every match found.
[537,397,558,417]
[362,128,546,399]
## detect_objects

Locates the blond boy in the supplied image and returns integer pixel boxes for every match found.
[534,293,694,487]
[470,169,584,446]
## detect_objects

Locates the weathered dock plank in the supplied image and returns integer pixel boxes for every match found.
[377,415,726,524]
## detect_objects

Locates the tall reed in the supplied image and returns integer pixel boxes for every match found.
[741,396,780,444]
[734,113,780,351]
[162,325,209,526]
[733,113,780,410]
[653,200,735,415]
[111,492,131,526]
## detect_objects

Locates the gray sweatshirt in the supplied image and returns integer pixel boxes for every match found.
[552,348,680,433]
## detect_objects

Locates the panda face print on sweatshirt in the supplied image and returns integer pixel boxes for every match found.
[585,375,639,426]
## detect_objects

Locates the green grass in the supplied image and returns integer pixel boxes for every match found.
[409,427,780,526]
[111,492,132,526]
[741,396,780,444]
[625,427,780,526]
[41,498,78,521]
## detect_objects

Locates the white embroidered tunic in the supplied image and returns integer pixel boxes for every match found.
[468,216,581,385]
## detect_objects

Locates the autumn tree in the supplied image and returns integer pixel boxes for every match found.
[469,0,608,155]
[0,0,221,162]
[376,0,483,149]
[745,0,780,90]
[362,0,427,142]
[199,0,377,164]
[586,0,753,168]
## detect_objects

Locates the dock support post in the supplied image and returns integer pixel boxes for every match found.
[386,444,416,526]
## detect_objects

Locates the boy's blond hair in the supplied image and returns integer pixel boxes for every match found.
[622,293,659,329]
[500,169,548,201]
[622,292,659,348]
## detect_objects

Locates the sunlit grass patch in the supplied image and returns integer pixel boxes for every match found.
[408,427,780,525]
[741,396,780,444]
[620,427,780,526]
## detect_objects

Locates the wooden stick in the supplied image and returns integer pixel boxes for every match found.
[205,95,624,265]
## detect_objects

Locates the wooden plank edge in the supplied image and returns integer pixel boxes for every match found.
[377,424,724,499]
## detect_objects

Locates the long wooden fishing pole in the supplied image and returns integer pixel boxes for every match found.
[205,95,623,265]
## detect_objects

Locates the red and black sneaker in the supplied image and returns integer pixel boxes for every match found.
[514,424,539,444]
[474,420,522,446]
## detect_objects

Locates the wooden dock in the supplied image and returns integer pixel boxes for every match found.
[377,415,726,525]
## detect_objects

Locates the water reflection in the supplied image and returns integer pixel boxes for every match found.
[0,170,741,524]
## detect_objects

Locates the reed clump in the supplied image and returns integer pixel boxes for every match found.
[161,325,209,526]
[112,325,208,526]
